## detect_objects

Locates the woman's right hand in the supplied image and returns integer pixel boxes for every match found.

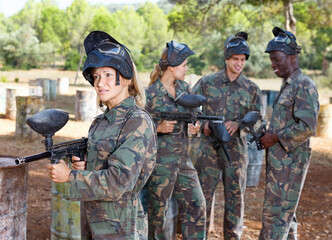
[203,121,212,136]
[157,120,177,133]
[71,156,86,170]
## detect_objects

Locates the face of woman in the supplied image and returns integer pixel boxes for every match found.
[172,59,189,81]
[93,66,130,108]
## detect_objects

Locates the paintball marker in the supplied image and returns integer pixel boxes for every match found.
[15,109,87,165]
[155,92,225,125]
[240,111,266,151]
[155,93,232,162]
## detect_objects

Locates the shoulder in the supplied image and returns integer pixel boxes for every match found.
[293,72,318,95]
[241,76,261,93]
[196,71,223,86]
[126,106,155,128]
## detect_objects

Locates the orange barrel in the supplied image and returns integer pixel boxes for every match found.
[0,157,28,239]
[15,96,44,139]
[316,104,332,138]
[75,89,97,122]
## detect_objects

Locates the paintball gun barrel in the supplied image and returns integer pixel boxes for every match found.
[15,109,87,165]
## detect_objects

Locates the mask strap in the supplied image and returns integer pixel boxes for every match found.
[116,70,120,85]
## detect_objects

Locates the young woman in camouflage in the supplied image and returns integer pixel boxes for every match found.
[145,41,206,239]
[259,27,319,240]
[46,31,157,240]
[191,32,262,239]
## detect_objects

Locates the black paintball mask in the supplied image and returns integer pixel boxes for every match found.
[224,32,250,60]
[82,31,133,86]
[159,40,194,67]
[265,27,301,55]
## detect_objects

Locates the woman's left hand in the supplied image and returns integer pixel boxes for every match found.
[188,121,200,135]
[46,160,71,183]
[224,121,239,136]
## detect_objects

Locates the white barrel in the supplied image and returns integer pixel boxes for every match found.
[57,77,69,95]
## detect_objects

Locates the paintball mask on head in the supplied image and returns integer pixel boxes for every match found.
[224,32,250,60]
[265,27,301,55]
[82,31,133,86]
[159,40,194,67]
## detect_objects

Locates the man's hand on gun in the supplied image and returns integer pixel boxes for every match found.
[260,132,279,149]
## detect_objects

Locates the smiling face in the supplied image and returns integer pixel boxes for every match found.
[93,66,130,108]
[225,54,246,80]
[269,51,295,80]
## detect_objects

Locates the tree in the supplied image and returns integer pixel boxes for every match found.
[137,2,172,70]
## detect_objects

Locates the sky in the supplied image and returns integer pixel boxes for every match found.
[0,0,158,17]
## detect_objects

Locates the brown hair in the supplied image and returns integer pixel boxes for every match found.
[149,47,169,86]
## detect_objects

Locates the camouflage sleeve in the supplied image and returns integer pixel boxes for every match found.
[145,89,161,130]
[68,112,156,201]
[277,81,319,152]
[191,77,204,95]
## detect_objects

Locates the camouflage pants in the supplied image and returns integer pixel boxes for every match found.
[194,136,248,240]
[259,147,311,240]
[148,157,206,240]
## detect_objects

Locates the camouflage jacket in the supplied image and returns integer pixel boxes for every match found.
[268,69,319,155]
[68,96,157,239]
[145,79,192,165]
[192,69,261,147]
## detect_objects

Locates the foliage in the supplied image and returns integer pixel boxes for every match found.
[0,0,330,80]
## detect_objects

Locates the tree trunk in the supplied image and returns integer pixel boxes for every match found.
[283,0,296,34]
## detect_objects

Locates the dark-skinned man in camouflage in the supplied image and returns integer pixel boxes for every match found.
[192,32,262,239]
[259,27,319,240]
[46,31,157,240]
[146,41,206,240]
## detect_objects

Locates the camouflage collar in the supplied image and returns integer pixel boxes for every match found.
[221,68,246,87]
[156,78,182,99]
[103,96,135,123]
[285,68,302,85]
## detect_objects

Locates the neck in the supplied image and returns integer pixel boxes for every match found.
[226,68,241,82]
[160,71,175,88]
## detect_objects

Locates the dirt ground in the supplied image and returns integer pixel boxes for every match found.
[0,69,331,239]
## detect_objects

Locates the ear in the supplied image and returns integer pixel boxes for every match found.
[290,55,296,63]
[122,78,132,86]
[168,66,175,73]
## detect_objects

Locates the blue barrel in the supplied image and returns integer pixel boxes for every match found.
[261,90,279,120]
[246,134,264,187]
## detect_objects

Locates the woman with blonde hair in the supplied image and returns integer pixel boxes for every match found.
[145,40,206,239]
[46,31,157,240]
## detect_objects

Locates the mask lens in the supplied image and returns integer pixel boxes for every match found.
[172,41,186,51]
[274,34,290,44]
[98,42,121,55]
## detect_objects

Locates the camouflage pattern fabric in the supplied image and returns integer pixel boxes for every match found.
[192,69,261,239]
[68,96,157,240]
[145,79,206,240]
[259,69,319,240]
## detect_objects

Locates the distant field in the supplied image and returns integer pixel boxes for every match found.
[0,68,330,104]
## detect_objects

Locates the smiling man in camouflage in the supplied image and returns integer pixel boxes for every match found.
[259,27,320,240]
[192,32,262,239]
